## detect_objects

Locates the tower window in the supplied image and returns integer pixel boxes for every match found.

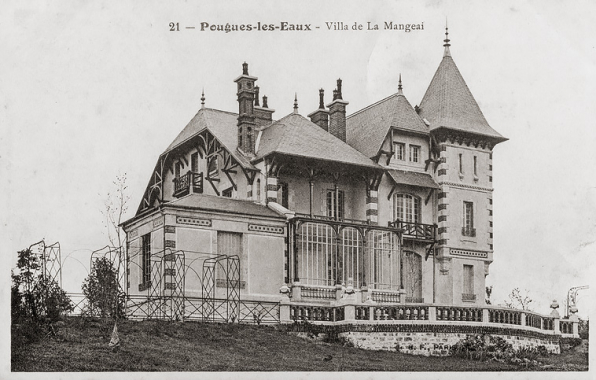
[462,201,475,236]
[174,162,181,179]
[278,182,289,208]
[473,156,477,176]
[394,142,405,161]
[191,152,199,173]
[409,145,420,163]
[459,153,464,174]
[256,179,261,202]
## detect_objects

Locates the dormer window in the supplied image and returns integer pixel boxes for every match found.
[191,152,198,173]
[394,142,405,161]
[175,162,181,179]
[409,145,420,163]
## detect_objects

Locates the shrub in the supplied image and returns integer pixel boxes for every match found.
[450,334,548,364]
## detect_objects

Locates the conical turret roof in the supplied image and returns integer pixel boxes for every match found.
[419,47,506,142]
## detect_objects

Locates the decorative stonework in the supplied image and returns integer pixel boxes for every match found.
[216,278,246,289]
[165,240,176,248]
[177,216,212,227]
[248,224,284,234]
[130,230,138,238]
[438,181,493,192]
[450,249,488,259]
[164,225,176,234]
[153,218,164,227]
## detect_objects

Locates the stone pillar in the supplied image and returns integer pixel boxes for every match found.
[570,314,580,337]
[335,284,344,300]
[482,308,490,323]
[550,299,560,335]
[266,176,278,204]
[366,189,378,225]
[344,305,356,322]
[279,302,291,322]
[399,288,406,304]
[520,312,526,327]
[292,282,302,302]
[428,306,437,322]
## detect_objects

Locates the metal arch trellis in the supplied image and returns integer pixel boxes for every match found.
[89,246,125,294]
[28,239,63,288]
[146,249,186,321]
[201,254,240,323]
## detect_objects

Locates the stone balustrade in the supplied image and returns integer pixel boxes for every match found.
[279,301,579,339]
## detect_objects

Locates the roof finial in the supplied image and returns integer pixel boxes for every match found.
[262,95,268,108]
[242,62,249,75]
[293,93,298,114]
[397,73,403,95]
[201,88,205,109]
[443,19,451,57]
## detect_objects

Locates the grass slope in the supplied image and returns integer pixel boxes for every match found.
[11,318,588,372]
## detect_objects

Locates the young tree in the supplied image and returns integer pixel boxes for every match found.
[82,257,125,319]
[101,173,130,249]
[504,287,533,311]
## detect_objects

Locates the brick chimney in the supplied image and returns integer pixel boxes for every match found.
[253,86,275,128]
[307,89,329,131]
[234,62,258,154]
[326,79,349,141]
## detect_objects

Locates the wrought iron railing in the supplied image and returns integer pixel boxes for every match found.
[390,220,436,241]
[173,171,203,198]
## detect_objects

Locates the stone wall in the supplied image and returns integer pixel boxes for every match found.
[340,331,560,356]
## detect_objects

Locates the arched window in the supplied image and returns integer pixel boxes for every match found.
[393,194,421,223]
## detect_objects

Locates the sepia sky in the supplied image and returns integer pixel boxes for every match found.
[2,0,595,325]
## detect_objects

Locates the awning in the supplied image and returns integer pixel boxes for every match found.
[386,169,440,189]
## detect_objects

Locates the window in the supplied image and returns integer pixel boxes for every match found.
[393,142,405,161]
[247,127,252,150]
[326,189,344,220]
[409,145,420,163]
[207,155,218,178]
[473,156,477,176]
[141,233,151,285]
[222,187,233,198]
[463,201,475,236]
[393,194,420,223]
[191,152,199,173]
[174,162,181,179]
[459,153,463,174]
[256,179,261,202]
[238,127,243,148]
[463,264,474,298]
[278,182,289,208]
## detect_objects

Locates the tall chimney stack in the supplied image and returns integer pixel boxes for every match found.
[234,62,258,154]
[327,79,349,141]
[308,88,329,131]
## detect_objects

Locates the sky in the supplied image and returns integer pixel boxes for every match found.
[2,0,595,326]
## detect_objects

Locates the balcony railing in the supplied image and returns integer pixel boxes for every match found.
[390,220,436,242]
[173,171,203,198]
[461,227,476,237]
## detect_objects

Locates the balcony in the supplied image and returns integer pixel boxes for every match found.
[461,227,476,237]
[173,171,203,198]
[390,220,436,242]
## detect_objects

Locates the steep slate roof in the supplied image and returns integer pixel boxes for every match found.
[256,113,380,169]
[164,108,254,169]
[346,92,429,159]
[166,193,284,219]
[419,51,506,141]
[387,169,440,189]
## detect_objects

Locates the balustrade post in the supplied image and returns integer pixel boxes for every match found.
[520,312,526,327]
[360,286,369,303]
[369,306,375,321]
[398,289,406,304]
[428,306,437,322]
[554,317,560,335]
[482,308,489,323]
[571,315,580,337]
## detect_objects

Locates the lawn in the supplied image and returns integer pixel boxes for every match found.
[11,318,589,372]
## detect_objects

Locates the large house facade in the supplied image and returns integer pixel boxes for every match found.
[122,32,508,318]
